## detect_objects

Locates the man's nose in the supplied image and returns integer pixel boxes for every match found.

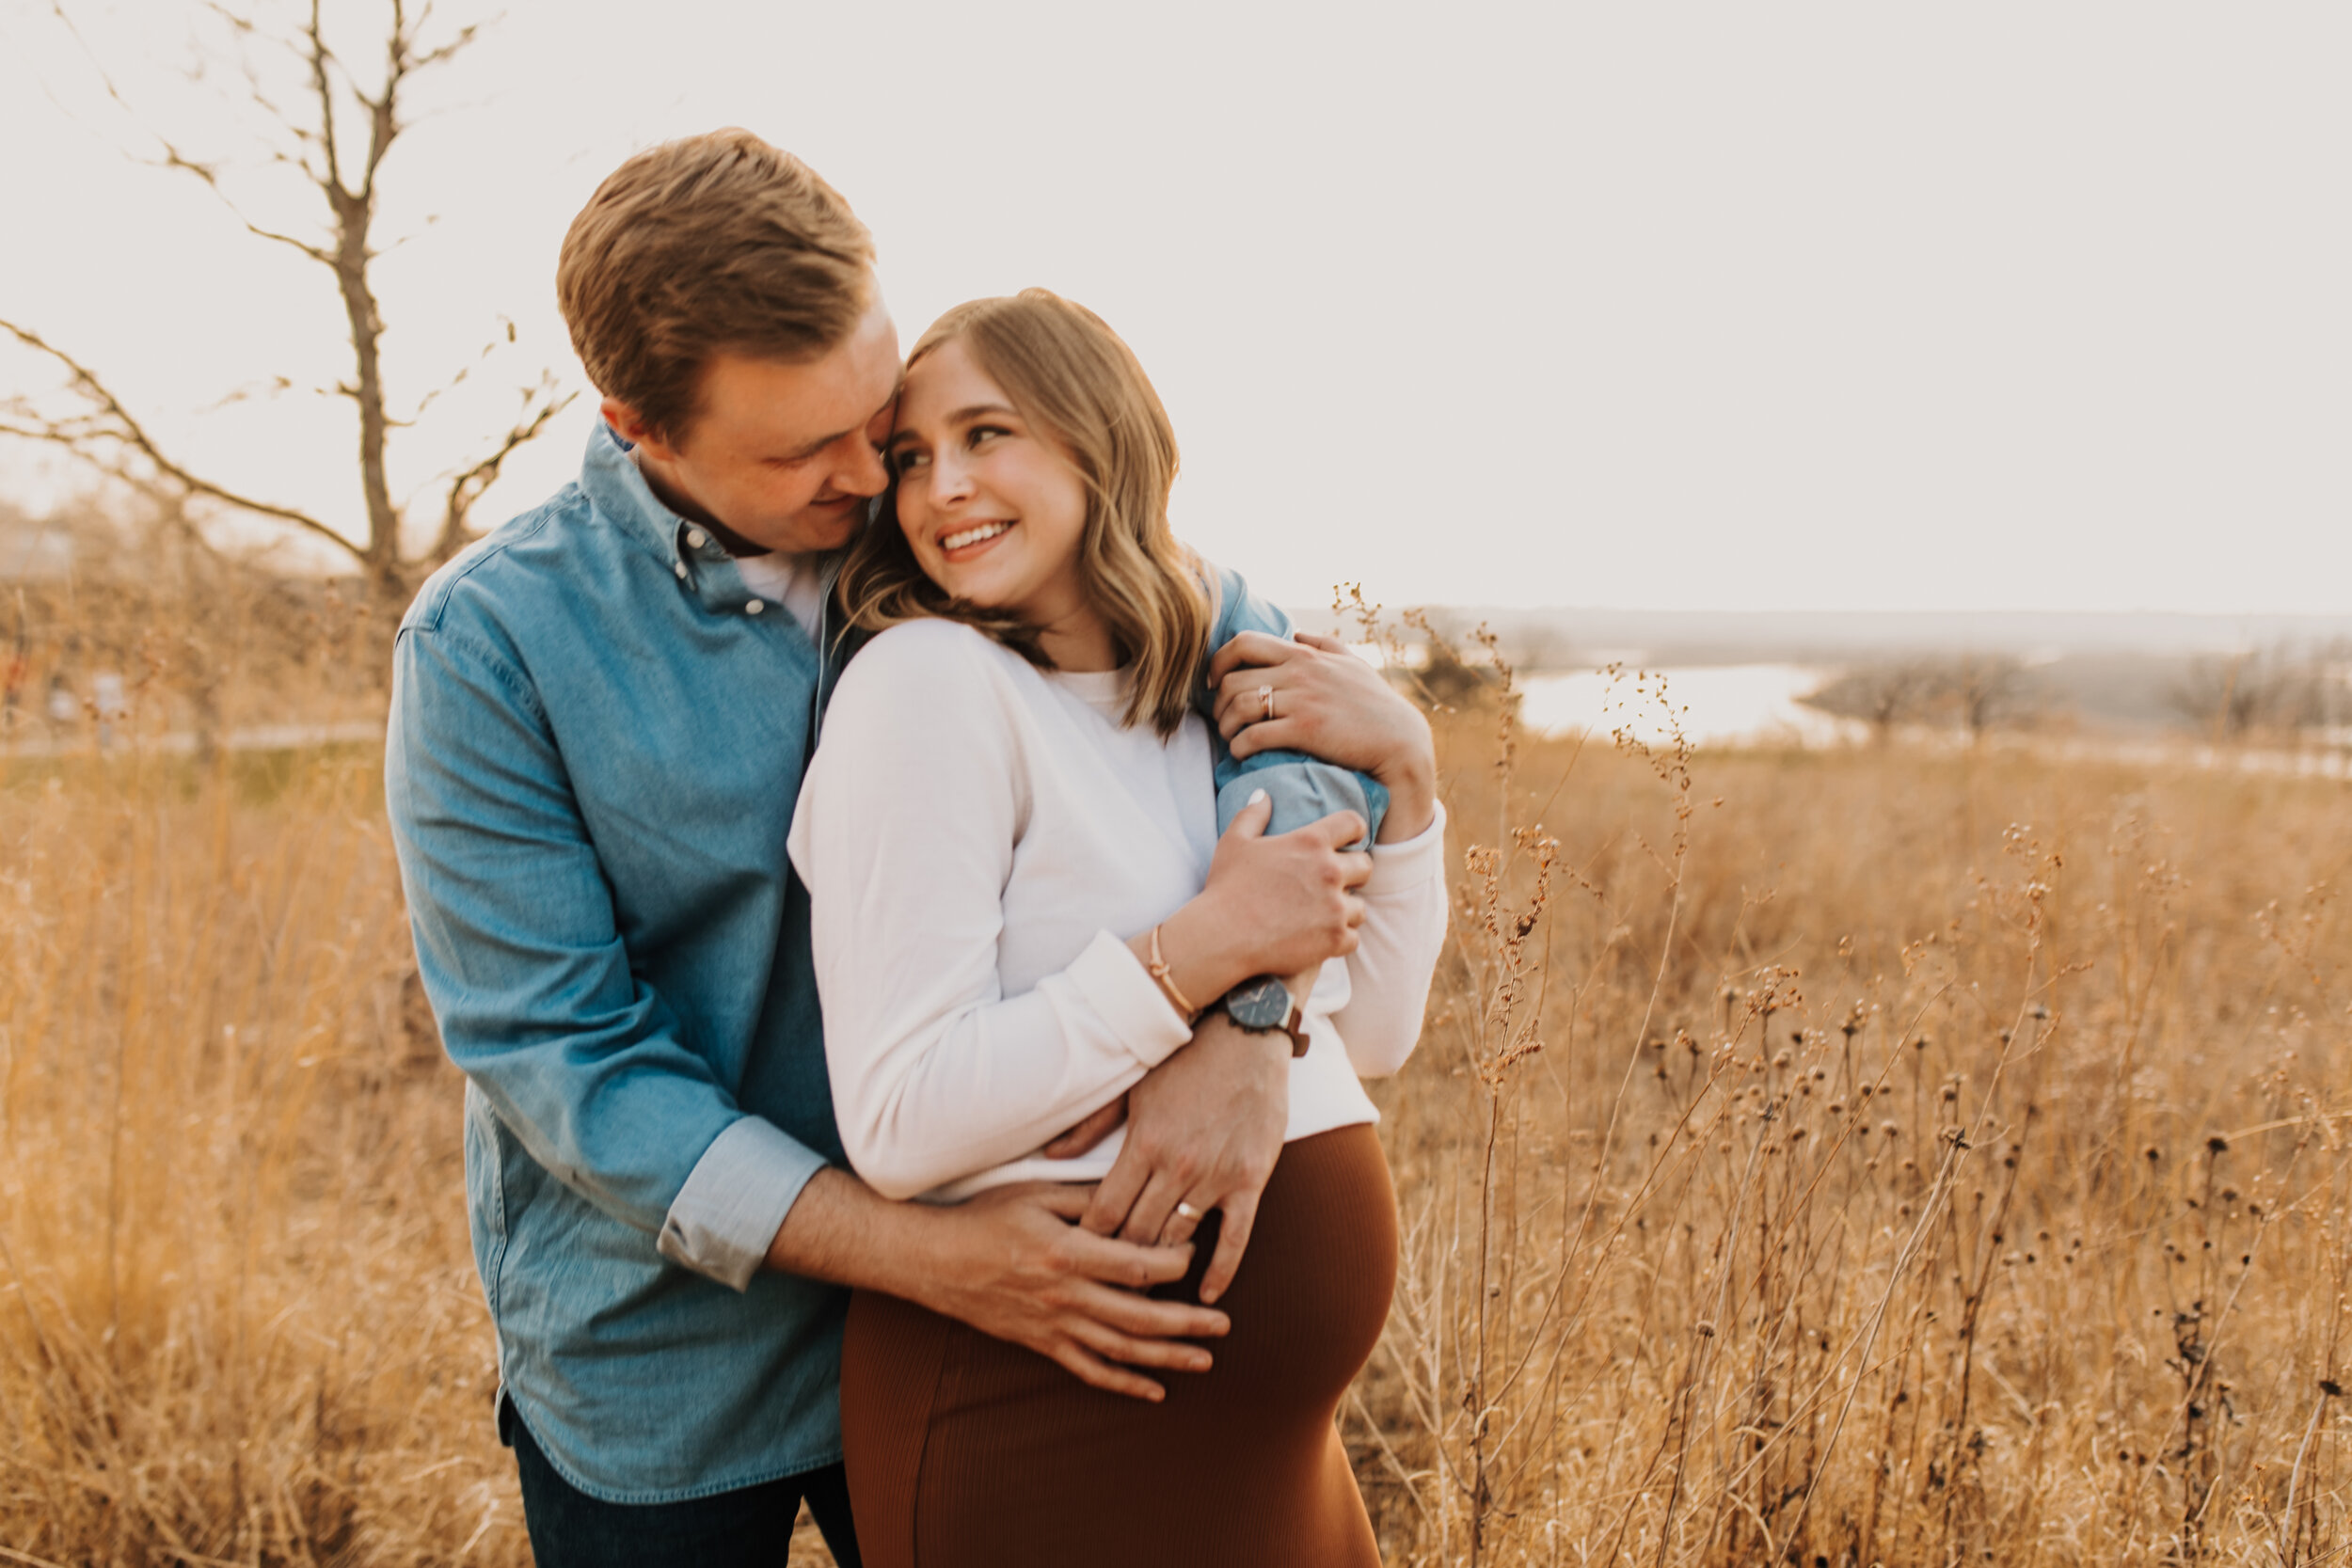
[836,431,890,499]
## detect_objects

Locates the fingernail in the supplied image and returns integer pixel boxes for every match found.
[1248,788,1267,805]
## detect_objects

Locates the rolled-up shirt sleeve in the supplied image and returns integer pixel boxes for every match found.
[658,1117,827,1290]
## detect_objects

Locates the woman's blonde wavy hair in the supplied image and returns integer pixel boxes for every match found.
[836,289,1211,738]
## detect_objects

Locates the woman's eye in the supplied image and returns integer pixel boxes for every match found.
[967,424,1009,448]
[890,449,930,475]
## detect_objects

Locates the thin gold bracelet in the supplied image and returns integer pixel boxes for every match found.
[1146,924,1199,1019]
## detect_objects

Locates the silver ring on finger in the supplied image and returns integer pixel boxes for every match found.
[1175,1200,1203,1222]
[1258,685,1275,721]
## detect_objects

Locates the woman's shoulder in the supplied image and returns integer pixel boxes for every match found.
[825,618,1038,738]
[843,617,1028,689]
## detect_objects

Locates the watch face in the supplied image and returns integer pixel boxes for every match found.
[1225,974,1294,1028]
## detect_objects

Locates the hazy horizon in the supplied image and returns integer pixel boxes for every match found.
[3,2,2347,617]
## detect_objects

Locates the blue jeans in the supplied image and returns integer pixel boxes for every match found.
[502,1399,863,1567]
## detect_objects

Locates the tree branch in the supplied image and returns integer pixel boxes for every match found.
[433,373,575,561]
[149,139,335,263]
[0,317,363,563]
[300,0,348,201]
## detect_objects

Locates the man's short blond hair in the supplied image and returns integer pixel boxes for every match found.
[558,129,877,441]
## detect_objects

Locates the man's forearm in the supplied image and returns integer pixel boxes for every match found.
[762,1165,936,1298]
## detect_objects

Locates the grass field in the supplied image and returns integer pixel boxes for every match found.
[3,652,2347,1565]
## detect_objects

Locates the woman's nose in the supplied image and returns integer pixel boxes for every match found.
[928,451,976,506]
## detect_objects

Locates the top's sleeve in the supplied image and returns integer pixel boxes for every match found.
[787,626,1194,1201]
[1194,563,1389,848]
[385,621,829,1289]
[1324,804,1451,1077]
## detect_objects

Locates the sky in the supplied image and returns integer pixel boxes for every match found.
[0,1,2345,615]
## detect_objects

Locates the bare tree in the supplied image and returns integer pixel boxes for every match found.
[1939,654,2035,741]
[1799,659,1938,743]
[2168,645,2344,742]
[0,0,572,596]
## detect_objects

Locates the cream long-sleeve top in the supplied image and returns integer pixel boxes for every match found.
[786,618,1450,1205]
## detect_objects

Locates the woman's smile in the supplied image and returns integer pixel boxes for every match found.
[939,518,1015,557]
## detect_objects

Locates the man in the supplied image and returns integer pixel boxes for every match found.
[386,129,1436,1566]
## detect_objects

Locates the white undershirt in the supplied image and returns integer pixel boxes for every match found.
[733,552,827,641]
[787,617,1450,1204]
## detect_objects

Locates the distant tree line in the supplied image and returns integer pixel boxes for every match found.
[1797,657,2043,743]
[1798,646,2351,744]
[2164,645,2352,741]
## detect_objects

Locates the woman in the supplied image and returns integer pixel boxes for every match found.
[787,290,1447,1566]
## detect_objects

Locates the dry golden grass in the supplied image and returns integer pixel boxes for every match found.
[1355,666,2352,1566]
[2,641,2347,1565]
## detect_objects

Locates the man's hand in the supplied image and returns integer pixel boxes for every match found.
[912,1182,1227,1402]
[764,1169,1228,1402]
[1208,629,1438,842]
[1082,1011,1290,1306]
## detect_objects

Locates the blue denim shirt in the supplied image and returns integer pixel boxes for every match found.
[387,425,850,1503]
[385,426,1369,1505]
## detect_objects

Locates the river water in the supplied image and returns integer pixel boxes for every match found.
[1515,664,1864,748]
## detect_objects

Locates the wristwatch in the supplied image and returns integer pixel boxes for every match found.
[1219,975,1311,1057]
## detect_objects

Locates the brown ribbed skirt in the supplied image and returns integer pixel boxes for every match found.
[841,1124,1397,1568]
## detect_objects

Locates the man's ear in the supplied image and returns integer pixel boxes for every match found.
[599,396,679,462]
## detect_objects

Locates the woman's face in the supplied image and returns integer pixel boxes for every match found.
[888,338,1093,637]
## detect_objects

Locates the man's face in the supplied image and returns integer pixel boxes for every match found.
[603,297,900,554]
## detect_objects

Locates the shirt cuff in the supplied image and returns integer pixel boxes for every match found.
[1364,801,1448,895]
[1065,927,1196,1068]
[658,1117,829,1291]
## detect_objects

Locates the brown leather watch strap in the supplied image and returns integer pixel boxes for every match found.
[1280,1004,1311,1058]
[1216,997,1312,1057]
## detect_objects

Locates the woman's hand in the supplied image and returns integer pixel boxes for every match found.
[1081,1011,1292,1306]
[1136,792,1372,1010]
[1208,630,1438,842]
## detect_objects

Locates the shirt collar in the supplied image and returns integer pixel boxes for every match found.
[578,420,855,637]
[575,421,755,598]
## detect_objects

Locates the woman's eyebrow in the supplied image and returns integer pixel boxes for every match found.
[946,403,1018,423]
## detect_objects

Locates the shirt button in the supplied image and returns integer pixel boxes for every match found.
[686,528,708,549]
[746,599,766,615]
[673,562,688,579]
